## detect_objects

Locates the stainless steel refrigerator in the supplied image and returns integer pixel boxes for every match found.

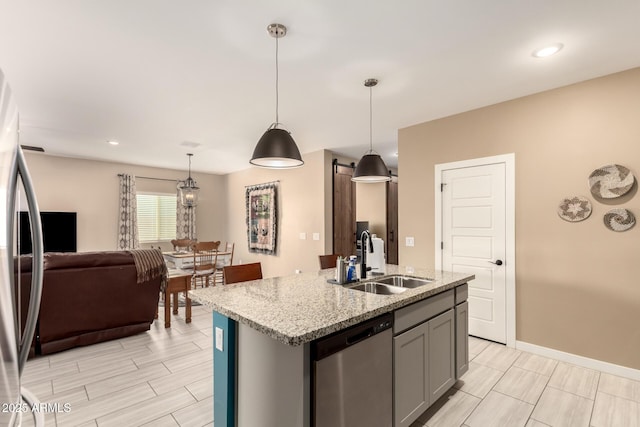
[1,68,45,426]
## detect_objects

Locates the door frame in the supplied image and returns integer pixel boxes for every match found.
[434,153,516,348]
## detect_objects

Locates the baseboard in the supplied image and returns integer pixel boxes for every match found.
[516,340,640,382]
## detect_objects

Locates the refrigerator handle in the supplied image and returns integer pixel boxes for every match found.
[15,147,44,375]
[6,140,19,342]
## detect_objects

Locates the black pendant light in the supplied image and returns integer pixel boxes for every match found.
[177,153,200,207]
[250,23,304,169]
[352,78,391,183]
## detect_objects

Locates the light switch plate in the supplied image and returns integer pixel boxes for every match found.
[312,233,320,241]
[299,232,307,240]
[215,327,224,351]
[406,237,415,247]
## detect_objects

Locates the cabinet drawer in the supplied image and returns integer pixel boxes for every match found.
[455,284,468,304]
[394,289,454,334]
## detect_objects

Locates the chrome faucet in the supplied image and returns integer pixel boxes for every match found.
[360,230,374,279]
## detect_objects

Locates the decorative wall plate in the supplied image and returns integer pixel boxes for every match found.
[557,196,592,222]
[588,164,635,198]
[603,208,635,232]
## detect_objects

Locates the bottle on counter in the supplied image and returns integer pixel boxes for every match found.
[347,255,357,282]
[335,256,346,284]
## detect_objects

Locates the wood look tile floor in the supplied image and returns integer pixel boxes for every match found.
[413,338,640,427]
[21,307,640,427]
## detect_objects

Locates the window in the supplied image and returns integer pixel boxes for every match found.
[136,192,176,243]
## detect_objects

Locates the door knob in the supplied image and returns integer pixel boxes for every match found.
[489,259,503,266]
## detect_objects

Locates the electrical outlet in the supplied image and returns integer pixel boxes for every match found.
[215,327,224,351]
[405,237,415,247]
[312,233,320,241]
[299,232,307,240]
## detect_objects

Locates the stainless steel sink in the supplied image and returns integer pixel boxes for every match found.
[374,275,433,288]
[347,282,408,295]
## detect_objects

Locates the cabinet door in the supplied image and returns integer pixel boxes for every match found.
[393,322,429,427]
[456,301,469,378]
[428,309,455,405]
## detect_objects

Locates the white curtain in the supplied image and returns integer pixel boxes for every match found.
[176,194,197,240]
[117,174,139,250]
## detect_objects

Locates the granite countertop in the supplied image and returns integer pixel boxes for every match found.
[188,265,474,346]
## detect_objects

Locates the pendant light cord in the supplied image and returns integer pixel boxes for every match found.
[369,85,373,153]
[275,34,279,126]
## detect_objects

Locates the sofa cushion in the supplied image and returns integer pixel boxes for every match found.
[44,251,133,270]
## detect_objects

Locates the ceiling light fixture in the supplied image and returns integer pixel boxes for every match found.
[532,43,564,58]
[177,153,200,207]
[250,23,304,169]
[107,140,119,146]
[352,78,391,183]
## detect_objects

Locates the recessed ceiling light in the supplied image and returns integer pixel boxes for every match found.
[107,140,119,146]
[532,43,564,58]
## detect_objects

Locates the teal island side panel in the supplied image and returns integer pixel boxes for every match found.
[213,311,236,427]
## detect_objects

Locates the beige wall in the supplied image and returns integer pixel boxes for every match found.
[23,149,334,278]
[398,67,640,369]
[23,152,227,252]
[356,182,387,239]
[224,150,333,278]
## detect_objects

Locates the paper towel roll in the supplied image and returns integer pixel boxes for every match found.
[367,237,385,270]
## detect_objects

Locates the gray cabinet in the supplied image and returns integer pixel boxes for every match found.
[393,298,457,427]
[455,301,469,378]
[428,309,455,403]
[393,321,429,427]
[392,285,469,427]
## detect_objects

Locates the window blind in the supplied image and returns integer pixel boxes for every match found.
[137,193,177,242]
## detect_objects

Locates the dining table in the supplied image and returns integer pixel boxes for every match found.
[162,249,231,269]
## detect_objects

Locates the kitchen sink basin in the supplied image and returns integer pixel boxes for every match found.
[347,282,408,295]
[374,275,433,288]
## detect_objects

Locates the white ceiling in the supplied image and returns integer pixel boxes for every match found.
[1,1,639,174]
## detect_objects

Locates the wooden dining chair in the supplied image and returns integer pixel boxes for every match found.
[319,254,341,269]
[171,239,196,252]
[213,242,235,286]
[223,262,263,284]
[191,241,220,288]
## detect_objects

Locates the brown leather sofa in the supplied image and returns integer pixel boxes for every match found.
[19,251,162,355]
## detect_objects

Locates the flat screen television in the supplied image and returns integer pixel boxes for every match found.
[19,211,77,254]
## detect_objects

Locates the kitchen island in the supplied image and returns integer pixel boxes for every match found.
[189,265,474,427]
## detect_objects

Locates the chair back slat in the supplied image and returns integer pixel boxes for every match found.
[319,254,341,269]
[189,241,220,288]
[223,262,262,284]
[213,242,235,285]
[193,241,220,271]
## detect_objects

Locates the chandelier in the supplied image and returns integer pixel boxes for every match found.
[177,153,200,207]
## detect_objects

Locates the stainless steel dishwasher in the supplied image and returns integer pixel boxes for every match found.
[312,313,393,427]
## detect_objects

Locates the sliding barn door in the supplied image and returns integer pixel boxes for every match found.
[386,178,398,264]
[333,163,356,257]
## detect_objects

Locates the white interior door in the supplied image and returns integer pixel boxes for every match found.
[441,163,507,343]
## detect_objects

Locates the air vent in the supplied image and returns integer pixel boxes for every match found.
[21,145,45,152]
[180,141,201,148]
